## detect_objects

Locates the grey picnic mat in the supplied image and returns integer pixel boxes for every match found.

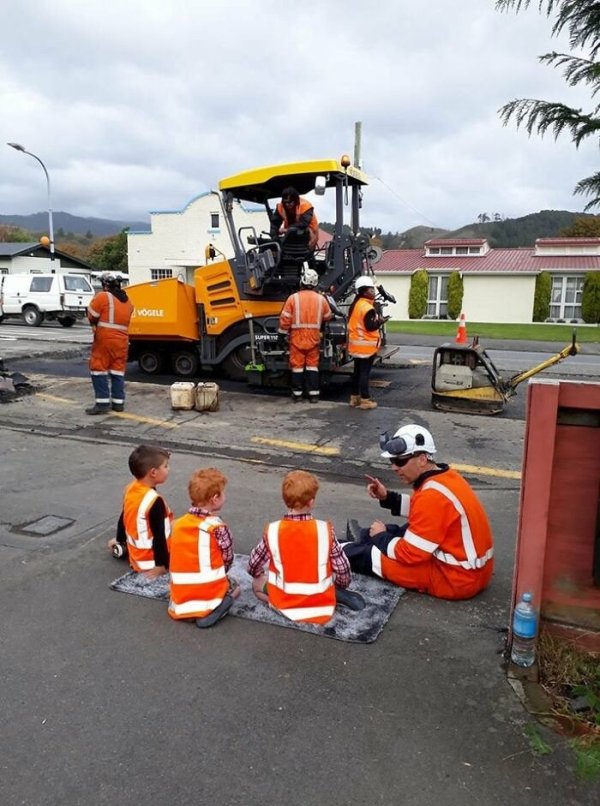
[110,553,404,643]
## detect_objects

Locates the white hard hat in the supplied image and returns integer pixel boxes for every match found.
[300,266,319,288]
[380,424,437,459]
[355,275,376,291]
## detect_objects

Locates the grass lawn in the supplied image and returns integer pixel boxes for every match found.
[387,320,600,343]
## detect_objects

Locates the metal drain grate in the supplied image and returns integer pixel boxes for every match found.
[13,515,75,537]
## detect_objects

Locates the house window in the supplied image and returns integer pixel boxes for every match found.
[549,275,584,320]
[456,247,469,255]
[210,212,220,229]
[150,268,173,281]
[440,247,452,255]
[427,275,449,317]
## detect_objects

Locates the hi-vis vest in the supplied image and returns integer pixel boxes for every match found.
[266,518,336,624]
[168,513,229,620]
[347,297,380,358]
[123,480,173,572]
[87,291,133,336]
[275,199,319,236]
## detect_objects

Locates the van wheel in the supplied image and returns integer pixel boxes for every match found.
[58,316,76,328]
[23,306,44,327]
[172,350,199,377]
[138,350,164,375]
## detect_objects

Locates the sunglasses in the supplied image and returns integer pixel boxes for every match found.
[389,454,415,468]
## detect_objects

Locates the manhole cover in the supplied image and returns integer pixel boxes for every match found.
[13,515,75,536]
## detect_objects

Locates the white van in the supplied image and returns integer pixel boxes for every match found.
[0,273,94,327]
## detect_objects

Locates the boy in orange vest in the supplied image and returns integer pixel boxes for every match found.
[247,470,359,624]
[168,468,240,629]
[108,444,173,578]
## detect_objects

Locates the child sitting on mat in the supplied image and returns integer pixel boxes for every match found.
[108,444,173,579]
[247,469,357,624]
[168,467,240,629]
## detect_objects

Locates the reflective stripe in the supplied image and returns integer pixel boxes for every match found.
[170,567,226,584]
[135,559,156,570]
[198,516,222,567]
[434,546,494,570]
[108,370,126,377]
[403,529,438,554]
[387,537,402,558]
[371,546,383,578]
[422,479,492,570]
[276,605,334,621]
[133,489,159,548]
[97,321,128,332]
[90,371,109,376]
[169,597,224,616]
[267,571,332,595]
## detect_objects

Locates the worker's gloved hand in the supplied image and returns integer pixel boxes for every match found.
[277,332,288,350]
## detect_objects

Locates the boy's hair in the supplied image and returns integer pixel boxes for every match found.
[128,445,170,479]
[282,470,319,510]
[188,468,227,507]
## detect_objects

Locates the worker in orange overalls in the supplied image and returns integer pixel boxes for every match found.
[86,273,133,415]
[278,265,332,403]
[347,275,384,410]
[270,186,319,251]
[343,424,494,600]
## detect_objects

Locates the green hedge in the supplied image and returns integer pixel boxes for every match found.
[582,272,600,324]
[447,271,463,320]
[533,271,551,322]
[408,269,428,319]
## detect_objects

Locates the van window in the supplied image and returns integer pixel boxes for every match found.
[30,277,53,292]
[64,276,92,293]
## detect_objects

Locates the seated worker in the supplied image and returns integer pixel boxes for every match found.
[168,468,240,629]
[270,186,319,255]
[108,444,173,579]
[247,470,354,624]
[343,424,494,601]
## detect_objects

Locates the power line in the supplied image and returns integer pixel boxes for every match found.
[372,175,443,230]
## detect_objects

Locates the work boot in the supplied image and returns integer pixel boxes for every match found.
[308,395,319,404]
[349,395,361,407]
[85,405,110,415]
[195,594,234,629]
[292,394,302,404]
[359,398,377,410]
[111,403,124,412]
[335,586,366,611]
[346,518,364,542]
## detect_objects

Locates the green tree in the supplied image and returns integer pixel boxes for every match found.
[497,1,600,210]
[560,215,600,236]
[447,271,464,320]
[533,270,552,321]
[87,229,129,273]
[408,269,428,319]
[581,271,600,323]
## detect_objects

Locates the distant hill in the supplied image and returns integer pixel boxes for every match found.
[407,210,593,249]
[0,211,150,237]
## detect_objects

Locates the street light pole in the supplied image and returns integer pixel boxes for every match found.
[7,142,55,262]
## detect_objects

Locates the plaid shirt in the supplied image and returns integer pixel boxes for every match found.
[188,507,234,571]
[247,513,351,588]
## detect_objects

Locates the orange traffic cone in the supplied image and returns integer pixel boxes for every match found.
[455,312,467,344]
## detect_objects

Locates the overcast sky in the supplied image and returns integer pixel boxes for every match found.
[1,0,598,234]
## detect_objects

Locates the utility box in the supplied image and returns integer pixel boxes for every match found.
[511,379,600,655]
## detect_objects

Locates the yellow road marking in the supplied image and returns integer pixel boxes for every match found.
[36,393,77,404]
[251,436,339,456]
[111,412,179,429]
[453,462,521,480]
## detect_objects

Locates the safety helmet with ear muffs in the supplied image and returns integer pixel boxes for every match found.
[101,272,121,289]
[300,266,319,288]
[380,424,437,459]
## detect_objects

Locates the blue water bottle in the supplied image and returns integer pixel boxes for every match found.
[510,592,538,667]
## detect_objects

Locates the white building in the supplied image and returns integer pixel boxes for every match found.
[127,191,269,286]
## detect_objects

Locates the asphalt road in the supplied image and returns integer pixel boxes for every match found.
[1,323,599,805]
